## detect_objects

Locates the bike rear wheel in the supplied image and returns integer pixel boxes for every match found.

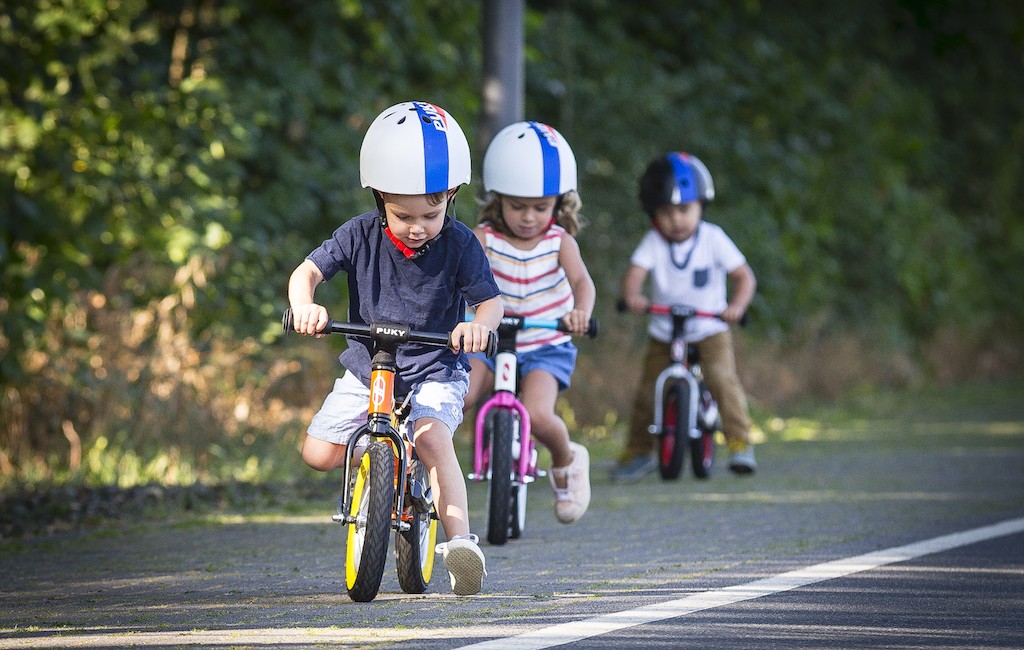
[345,441,394,602]
[690,384,716,479]
[690,430,715,479]
[485,408,515,546]
[659,381,688,480]
[396,458,438,593]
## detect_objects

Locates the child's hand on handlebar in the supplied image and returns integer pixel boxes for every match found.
[720,303,746,325]
[623,294,651,315]
[291,303,329,337]
[451,321,492,354]
[562,309,593,336]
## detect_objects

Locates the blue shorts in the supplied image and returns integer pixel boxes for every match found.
[469,341,578,391]
[307,370,469,445]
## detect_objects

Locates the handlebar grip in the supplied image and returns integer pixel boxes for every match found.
[615,299,628,313]
[282,308,294,333]
[485,330,498,357]
[552,316,599,338]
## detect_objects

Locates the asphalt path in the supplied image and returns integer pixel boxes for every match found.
[2,402,1022,649]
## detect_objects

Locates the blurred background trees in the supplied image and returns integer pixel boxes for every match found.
[2,0,1022,486]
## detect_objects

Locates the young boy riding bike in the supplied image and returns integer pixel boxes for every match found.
[288,101,503,595]
[614,152,757,482]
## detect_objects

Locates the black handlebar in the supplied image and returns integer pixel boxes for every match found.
[282,309,498,357]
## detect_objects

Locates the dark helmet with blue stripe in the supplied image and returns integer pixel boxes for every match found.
[638,151,715,218]
[483,121,577,198]
[360,101,471,195]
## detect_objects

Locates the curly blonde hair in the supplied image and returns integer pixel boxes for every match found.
[477,190,586,237]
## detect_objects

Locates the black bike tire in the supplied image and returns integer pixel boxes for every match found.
[509,415,527,539]
[395,459,437,594]
[345,441,394,602]
[690,430,714,479]
[692,380,716,479]
[659,381,688,480]
[509,481,526,539]
[485,409,514,546]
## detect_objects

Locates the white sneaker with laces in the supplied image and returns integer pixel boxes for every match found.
[435,534,486,595]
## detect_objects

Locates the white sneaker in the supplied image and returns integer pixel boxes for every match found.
[728,446,757,475]
[435,534,486,595]
[550,442,591,524]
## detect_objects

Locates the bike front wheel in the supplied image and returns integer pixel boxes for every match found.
[396,458,438,593]
[485,408,515,546]
[659,381,688,480]
[345,441,394,602]
[509,481,528,539]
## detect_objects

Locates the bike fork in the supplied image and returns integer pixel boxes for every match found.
[332,421,412,531]
[649,364,700,438]
[469,392,532,481]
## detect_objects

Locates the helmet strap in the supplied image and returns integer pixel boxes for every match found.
[379,201,454,260]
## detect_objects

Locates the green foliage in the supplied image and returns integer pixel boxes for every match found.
[2,0,1023,485]
[524,0,1023,340]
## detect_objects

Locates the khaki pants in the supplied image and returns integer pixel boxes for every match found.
[620,330,751,462]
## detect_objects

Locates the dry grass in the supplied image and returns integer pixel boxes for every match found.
[3,276,1022,489]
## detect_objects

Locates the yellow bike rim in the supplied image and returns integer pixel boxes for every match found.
[345,452,371,589]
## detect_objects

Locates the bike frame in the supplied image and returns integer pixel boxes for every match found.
[470,316,548,485]
[648,305,712,443]
[283,310,496,600]
[469,314,598,486]
[283,313,466,531]
[335,347,417,532]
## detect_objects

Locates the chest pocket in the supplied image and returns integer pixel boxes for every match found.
[693,267,710,288]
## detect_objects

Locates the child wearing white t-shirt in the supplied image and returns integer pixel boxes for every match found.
[615,152,758,481]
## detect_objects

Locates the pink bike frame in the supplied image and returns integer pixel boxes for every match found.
[472,348,536,482]
[473,393,534,480]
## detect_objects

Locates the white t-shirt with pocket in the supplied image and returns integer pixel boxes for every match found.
[630,221,746,343]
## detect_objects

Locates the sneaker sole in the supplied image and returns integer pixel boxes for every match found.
[445,547,485,596]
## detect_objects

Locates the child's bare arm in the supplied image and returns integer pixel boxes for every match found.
[288,259,329,336]
[558,233,596,335]
[723,263,756,324]
[620,264,650,313]
[452,295,502,353]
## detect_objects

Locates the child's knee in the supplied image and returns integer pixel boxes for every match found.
[302,446,336,472]
[529,411,567,440]
[412,419,454,456]
[301,435,348,471]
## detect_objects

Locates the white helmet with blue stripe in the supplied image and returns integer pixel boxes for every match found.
[360,101,472,195]
[483,121,578,198]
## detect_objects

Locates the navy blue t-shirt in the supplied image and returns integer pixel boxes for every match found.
[307,210,500,395]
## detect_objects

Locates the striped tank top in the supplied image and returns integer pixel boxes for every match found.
[482,223,574,352]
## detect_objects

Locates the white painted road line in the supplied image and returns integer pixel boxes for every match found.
[455,517,1024,650]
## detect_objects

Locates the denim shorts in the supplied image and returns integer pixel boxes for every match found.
[307,370,469,445]
[469,341,578,391]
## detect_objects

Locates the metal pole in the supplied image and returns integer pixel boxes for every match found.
[481,0,524,154]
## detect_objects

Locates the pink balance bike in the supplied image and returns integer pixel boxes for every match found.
[468,315,598,546]
[620,301,724,481]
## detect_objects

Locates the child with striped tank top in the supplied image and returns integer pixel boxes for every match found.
[463,121,596,524]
